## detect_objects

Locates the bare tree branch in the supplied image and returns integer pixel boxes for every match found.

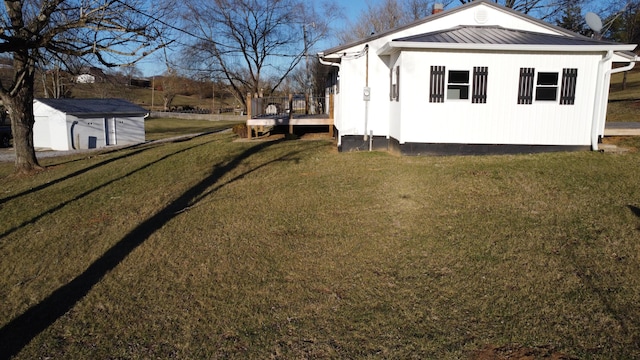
[0,0,178,173]
[181,0,337,110]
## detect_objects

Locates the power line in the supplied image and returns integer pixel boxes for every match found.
[113,0,223,48]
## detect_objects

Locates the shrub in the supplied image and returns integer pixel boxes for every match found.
[232,123,249,138]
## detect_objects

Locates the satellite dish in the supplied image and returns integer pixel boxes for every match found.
[585,12,603,33]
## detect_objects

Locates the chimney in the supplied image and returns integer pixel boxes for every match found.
[432,3,444,14]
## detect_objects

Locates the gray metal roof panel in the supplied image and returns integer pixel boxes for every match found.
[393,25,619,47]
[36,98,148,115]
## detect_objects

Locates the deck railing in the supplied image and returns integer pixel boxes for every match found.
[245,93,334,140]
[248,94,328,118]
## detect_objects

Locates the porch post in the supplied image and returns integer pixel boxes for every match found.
[246,92,252,140]
[288,93,294,135]
[329,94,334,138]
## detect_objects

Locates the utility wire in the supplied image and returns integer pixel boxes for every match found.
[113,0,306,58]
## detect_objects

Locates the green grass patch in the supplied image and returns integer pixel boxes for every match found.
[144,117,243,141]
[608,69,640,122]
[1,136,640,358]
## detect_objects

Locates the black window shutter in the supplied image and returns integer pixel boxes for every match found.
[389,67,393,101]
[396,66,400,102]
[560,68,578,105]
[518,68,534,105]
[430,65,445,103]
[472,66,488,104]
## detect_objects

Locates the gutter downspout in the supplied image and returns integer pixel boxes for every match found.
[363,45,369,146]
[610,61,636,74]
[318,52,342,146]
[599,59,637,142]
[318,53,341,69]
[591,51,613,151]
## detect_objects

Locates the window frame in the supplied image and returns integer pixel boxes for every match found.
[535,72,559,102]
[447,70,470,100]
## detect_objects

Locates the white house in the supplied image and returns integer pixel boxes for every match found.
[33,98,148,151]
[76,74,96,84]
[318,0,638,154]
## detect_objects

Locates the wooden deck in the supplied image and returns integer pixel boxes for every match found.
[246,93,334,139]
[246,114,333,139]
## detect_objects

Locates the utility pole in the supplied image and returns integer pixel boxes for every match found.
[303,23,309,114]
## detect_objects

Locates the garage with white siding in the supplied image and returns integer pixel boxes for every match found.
[33,98,147,151]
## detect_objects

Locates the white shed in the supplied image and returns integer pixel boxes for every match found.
[33,98,147,151]
[319,0,638,154]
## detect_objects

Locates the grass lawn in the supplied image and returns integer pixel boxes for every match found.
[144,117,243,141]
[1,130,640,358]
[608,69,640,122]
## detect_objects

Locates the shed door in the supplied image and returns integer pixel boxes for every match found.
[105,117,117,145]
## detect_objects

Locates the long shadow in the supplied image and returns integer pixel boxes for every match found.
[566,254,639,357]
[0,137,224,242]
[628,205,640,231]
[0,139,302,358]
[0,147,150,205]
[628,205,640,218]
[0,130,229,206]
[561,207,640,357]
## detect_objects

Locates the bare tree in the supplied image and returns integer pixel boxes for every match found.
[338,0,456,44]
[457,0,587,20]
[0,0,174,174]
[338,0,591,44]
[160,68,181,111]
[182,0,337,111]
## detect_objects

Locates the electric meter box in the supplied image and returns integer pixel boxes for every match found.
[363,87,371,101]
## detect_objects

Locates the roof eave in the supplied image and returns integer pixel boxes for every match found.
[377,42,637,55]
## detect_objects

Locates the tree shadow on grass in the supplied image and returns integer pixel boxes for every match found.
[560,208,640,358]
[0,131,227,206]
[0,136,226,242]
[628,205,640,217]
[0,138,306,359]
[628,205,640,231]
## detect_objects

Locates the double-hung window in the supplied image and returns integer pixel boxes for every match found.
[447,70,469,100]
[535,72,558,101]
[518,68,578,105]
[430,66,488,103]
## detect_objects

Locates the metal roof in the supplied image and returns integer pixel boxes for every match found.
[376,25,637,55]
[36,98,148,116]
[393,25,619,47]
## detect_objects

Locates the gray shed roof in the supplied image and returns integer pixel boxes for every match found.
[393,25,619,47]
[36,98,148,116]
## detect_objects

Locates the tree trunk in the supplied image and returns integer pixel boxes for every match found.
[3,54,43,175]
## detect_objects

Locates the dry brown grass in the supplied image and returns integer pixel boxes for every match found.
[1,132,640,358]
